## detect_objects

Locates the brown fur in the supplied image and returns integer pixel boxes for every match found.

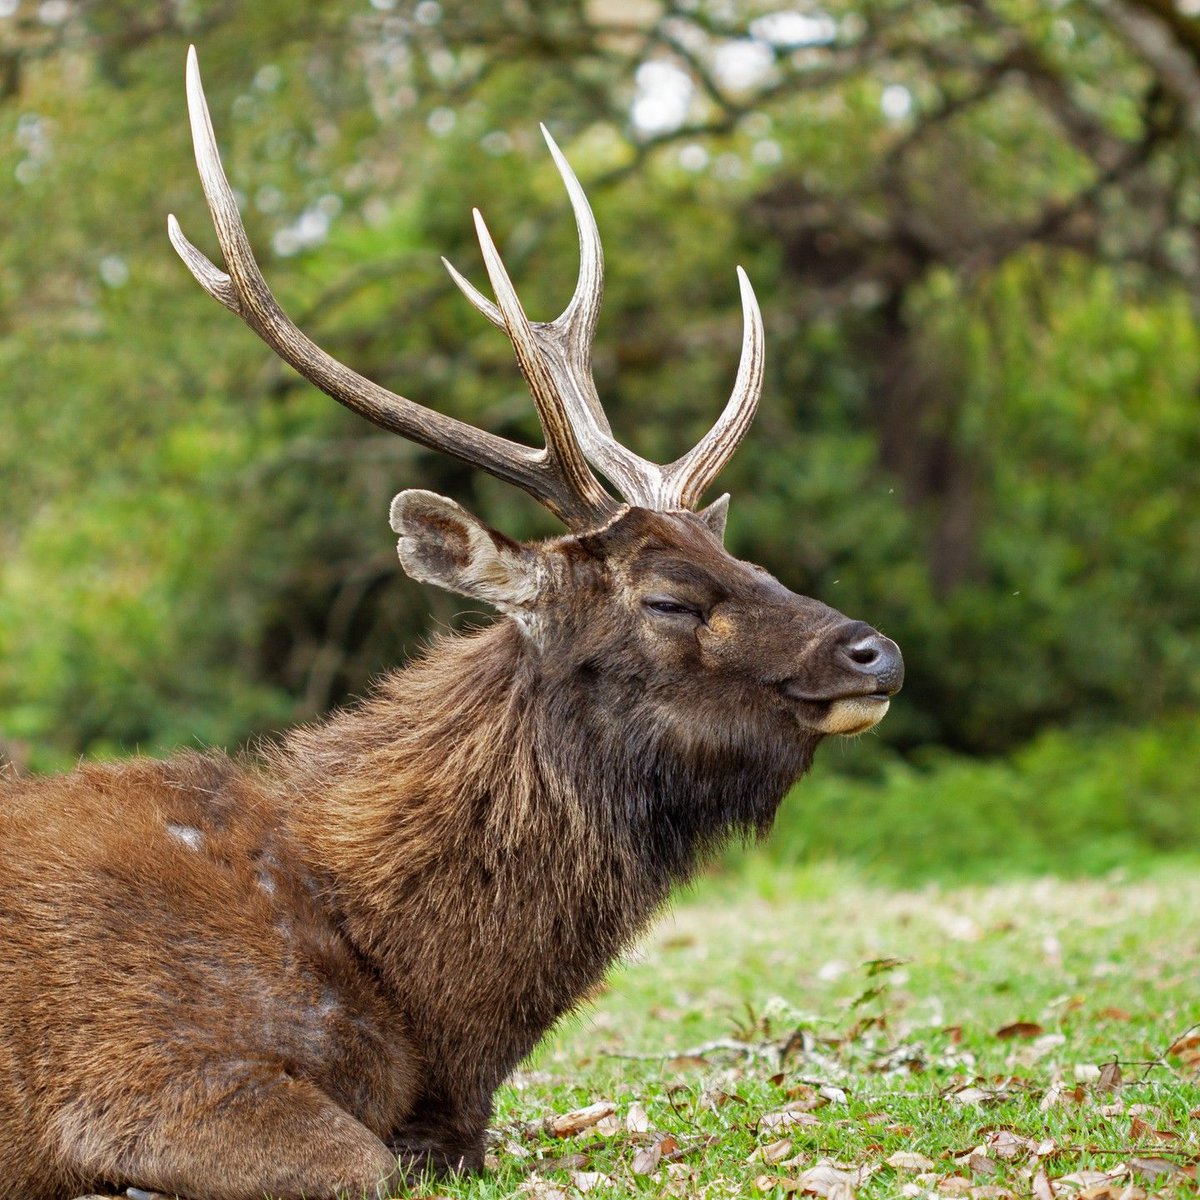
[0,507,901,1199]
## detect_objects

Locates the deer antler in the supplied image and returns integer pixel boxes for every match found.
[168,47,617,530]
[444,125,765,512]
[170,48,764,527]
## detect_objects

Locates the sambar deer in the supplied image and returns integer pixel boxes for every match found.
[0,47,902,1200]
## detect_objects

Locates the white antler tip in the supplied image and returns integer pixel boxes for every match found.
[471,208,501,258]
[185,44,202,94]
[540,122,562,155]
[736,266,761,318]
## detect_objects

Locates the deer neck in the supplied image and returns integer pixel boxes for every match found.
[271,618,806,980]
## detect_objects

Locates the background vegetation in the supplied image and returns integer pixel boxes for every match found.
[1,0,1197,879]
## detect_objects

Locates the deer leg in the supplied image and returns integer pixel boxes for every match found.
[57,1065,401,1200]
[387,1086,492,1179]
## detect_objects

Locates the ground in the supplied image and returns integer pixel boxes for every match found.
[423,862,1199,1200]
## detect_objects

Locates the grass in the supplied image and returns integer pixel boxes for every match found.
[423,861,1200,1199]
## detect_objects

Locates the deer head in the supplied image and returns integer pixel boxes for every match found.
[168,47,902,751]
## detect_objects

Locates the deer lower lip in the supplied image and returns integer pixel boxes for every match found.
[781,686,893,704]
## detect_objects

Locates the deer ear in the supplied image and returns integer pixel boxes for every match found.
[696,493,730,541]
[389,490,543,610]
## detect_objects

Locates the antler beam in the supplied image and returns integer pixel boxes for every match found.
[171,47,764,526]
[168,47,618,530]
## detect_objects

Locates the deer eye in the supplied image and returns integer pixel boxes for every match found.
[643,597,702,619]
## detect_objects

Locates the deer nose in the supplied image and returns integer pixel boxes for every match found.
[837,623,904,694]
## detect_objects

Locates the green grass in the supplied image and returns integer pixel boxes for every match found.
[422,861,1200,1198]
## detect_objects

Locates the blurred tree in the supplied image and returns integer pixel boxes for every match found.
[1,0,1197,768]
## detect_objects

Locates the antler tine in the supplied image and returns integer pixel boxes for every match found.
[169,46,618,530]
[500,128,764,513]
[469,208,616,515]
[435,118,766,514]
[538,126,670,506]
[539,126,604,364]
[440,127,606,364]
[663,266,765,510]
[442,255,504,330]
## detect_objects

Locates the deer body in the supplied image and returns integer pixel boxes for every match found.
[0,523,826,1197]
[0,49,903,1200]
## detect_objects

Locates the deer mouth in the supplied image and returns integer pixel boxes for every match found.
[818,693,890,735]
[778,684,894,736]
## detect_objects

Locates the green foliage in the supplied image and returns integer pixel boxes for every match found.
[750,716,1200,882]
[1,0,1197,798]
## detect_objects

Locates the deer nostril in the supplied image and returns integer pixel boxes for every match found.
[847,643,879,666]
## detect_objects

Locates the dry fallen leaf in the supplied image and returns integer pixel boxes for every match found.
[569,1171,610,1193]
[1128,1156,1180,1181]
[886,1151,935,1171]
[666,1054,709,1072]
[1075,1185,1142,1200]
[756,1138,794,1164]
[545,1101,616,1137]
[1096,1062,1122,1093]
[1168,1032,1200,1056]
[1031,1168,1054,1200]
[762,1109,823,1132]
[796,1160,871,1196]
[702,1087,739,1110]
[625,1102,651,1134]
[754,1175,798,1194]
[785,1083,827,1109]
[519,1178,570,1200]
[1175,1046,1200,1075]
[1053,1169,1123,1189]
[985,1130,1032,1162]
[967,1151,999,1178]
[939,1176,974,1196]
[630,1142,661,1176]
[995,1022,1045,1040]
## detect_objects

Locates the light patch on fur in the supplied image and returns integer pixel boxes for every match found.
[819,696,889,736]
[50,1096,127,1176]
[166,823,204,851]
[257,869,277,896]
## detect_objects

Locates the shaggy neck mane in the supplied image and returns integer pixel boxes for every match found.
[269,618,809,1015]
